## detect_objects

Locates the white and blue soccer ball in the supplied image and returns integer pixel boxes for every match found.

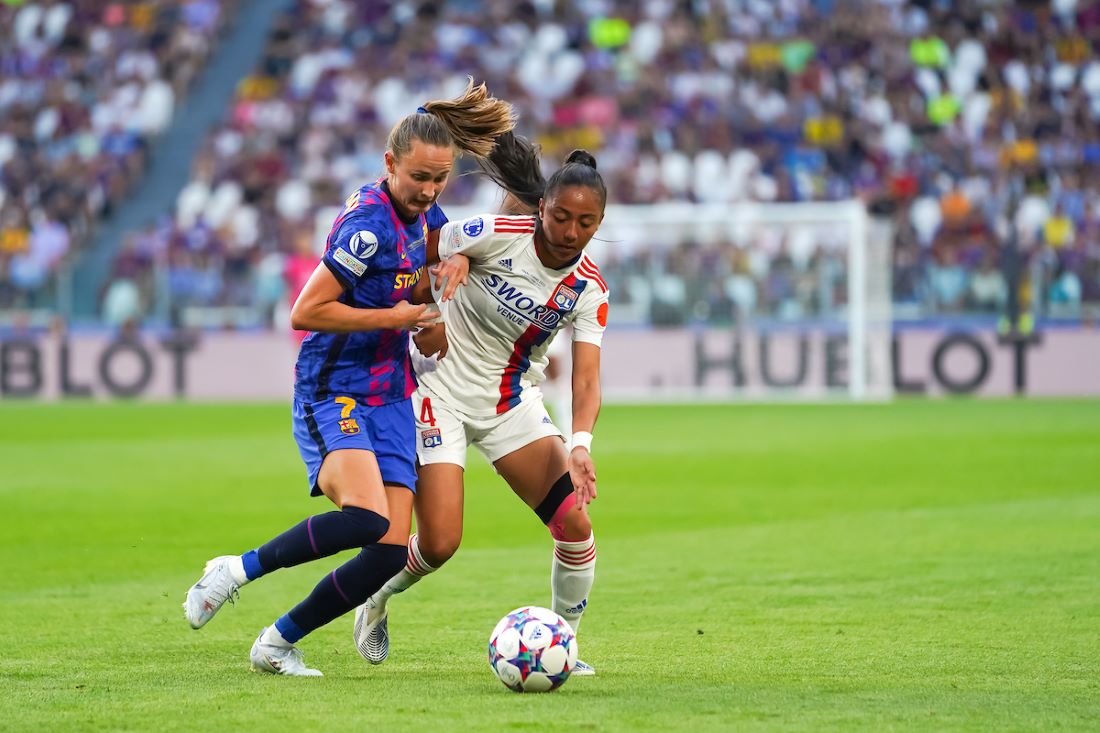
[488,606,577,692]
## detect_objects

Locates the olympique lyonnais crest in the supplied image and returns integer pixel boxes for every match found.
[421,428,442,448]
[339,418,360,435]
[552,283,579,312]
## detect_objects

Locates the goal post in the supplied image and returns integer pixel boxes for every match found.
[583,200,894,402]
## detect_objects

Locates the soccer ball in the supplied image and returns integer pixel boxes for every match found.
[488,606,577,692]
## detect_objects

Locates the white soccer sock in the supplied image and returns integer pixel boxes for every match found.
[376,534,437,601]
[228,555,249,586]
[551,534,596,634]
[261,624,291,648]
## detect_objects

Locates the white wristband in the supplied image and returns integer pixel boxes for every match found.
[570,431,593,453]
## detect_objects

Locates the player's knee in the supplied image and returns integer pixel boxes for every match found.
[537,473,590,541]
[418,533,460,567]
[343,506,391,545]
[555,505,591,541]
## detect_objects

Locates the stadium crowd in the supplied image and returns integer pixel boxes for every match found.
[0,0,238,310]
[6,0,1100,326]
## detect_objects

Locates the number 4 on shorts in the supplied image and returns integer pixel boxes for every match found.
[419,397,436,426]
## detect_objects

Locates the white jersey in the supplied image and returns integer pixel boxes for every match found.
[420,214,609,417]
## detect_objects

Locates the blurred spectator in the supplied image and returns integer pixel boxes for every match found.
[0,0,239,311]
[85,0,1100,326]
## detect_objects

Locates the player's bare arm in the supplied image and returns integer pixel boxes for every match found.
[413,323,448,359]
[409,269,434,305]
[292,262,440,332]
[568,341,601,505]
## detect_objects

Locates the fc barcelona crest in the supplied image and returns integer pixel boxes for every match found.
[552,284,579,311]
[339,418,360,435]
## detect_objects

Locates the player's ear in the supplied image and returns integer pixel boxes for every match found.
[538,198,545,220]
[384,150,397,176]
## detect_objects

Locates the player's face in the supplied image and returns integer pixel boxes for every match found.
[537,185,604,265]
[385,141,454,219]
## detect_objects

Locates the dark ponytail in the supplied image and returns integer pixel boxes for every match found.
[477,140,606,212]
[563,150,597,168]
[546,149,606,209]
[476,132,546,213]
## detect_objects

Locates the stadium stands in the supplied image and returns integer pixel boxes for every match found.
[0,0,239,312]
[6,0,1099,326]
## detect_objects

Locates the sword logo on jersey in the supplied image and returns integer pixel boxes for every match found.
[479,273,566,330]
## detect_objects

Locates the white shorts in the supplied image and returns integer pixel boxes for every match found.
[413,384,563,469]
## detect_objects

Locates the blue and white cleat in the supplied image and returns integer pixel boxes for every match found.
[353,594,389,664]
[572,660,596,676]
[249,628,323,677]
[183,556,242,629]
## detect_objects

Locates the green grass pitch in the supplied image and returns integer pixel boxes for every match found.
[1,399,1098,731]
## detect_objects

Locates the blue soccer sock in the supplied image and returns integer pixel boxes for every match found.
[243,506,390,581]
[277,542,408,642]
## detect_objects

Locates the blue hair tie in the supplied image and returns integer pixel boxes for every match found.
[416,106,428,114]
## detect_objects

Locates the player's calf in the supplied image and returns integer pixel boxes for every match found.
[535,473,597,635]
[353,533,439,664]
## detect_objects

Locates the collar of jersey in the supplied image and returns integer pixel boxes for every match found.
[380,179,422,226]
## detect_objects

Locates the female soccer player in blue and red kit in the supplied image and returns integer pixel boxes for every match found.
[183,80,516,676]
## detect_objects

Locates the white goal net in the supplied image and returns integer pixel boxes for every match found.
[579,200,895,402]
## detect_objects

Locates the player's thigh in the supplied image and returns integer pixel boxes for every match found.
[412,387,469,562]
[413,462,466,563]
[493,436,570,510]
[483,397,568,509]
[317,449,390,515]
[378,482,415,545]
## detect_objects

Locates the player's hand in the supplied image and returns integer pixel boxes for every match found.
[413,323,448,359]
[430,254,469,302]
[389,300,440,330]
[567,448,597,505]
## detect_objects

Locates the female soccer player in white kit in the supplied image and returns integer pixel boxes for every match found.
[355,140,610,675]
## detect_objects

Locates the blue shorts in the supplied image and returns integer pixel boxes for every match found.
[292,396,417,496]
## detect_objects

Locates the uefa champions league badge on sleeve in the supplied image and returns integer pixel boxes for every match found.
[349,230,379,259]
[463,217,484,237]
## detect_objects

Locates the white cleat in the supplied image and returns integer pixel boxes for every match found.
[353,594,389,664]
[572,660,596,676]
[183,555,242,629]
[249,628,323,677]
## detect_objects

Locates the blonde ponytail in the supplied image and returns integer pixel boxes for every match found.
[386,78,516,159]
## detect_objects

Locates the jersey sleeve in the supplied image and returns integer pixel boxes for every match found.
[571,287,610,347]
[322,212,392,289]
[437,214,509,261]
[426,203,448,232]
